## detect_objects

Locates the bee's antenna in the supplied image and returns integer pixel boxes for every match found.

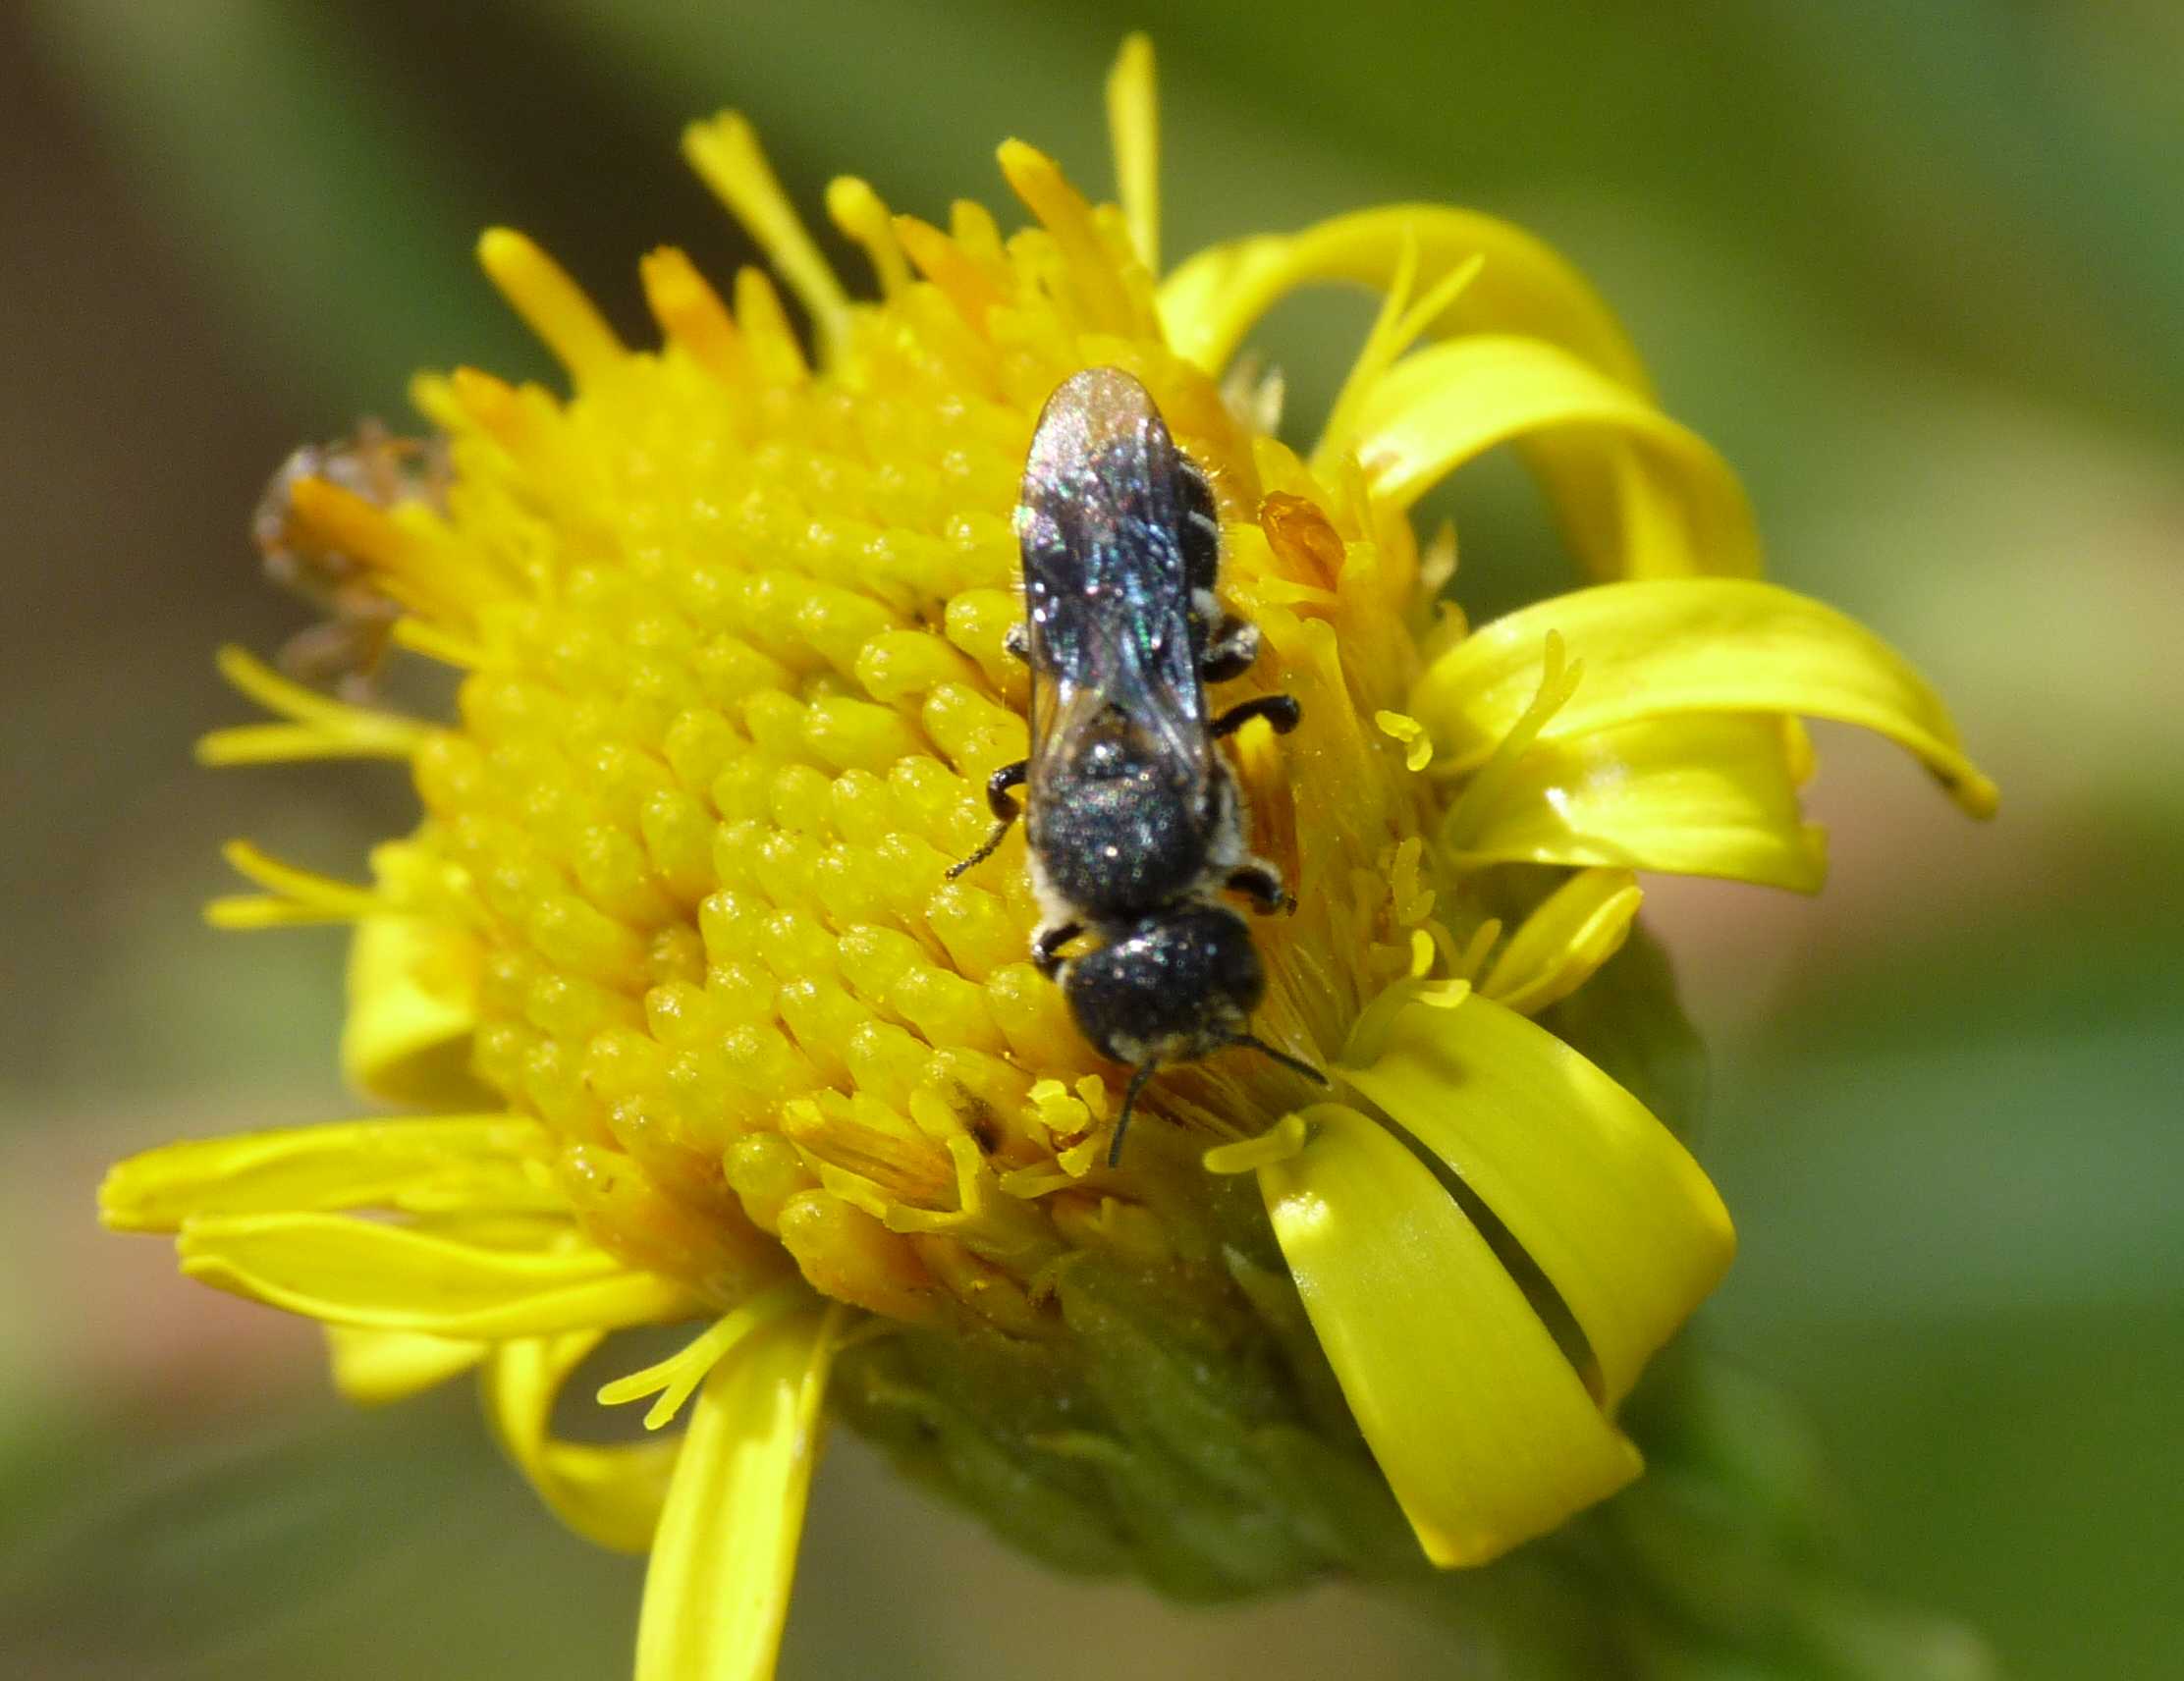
[1229,1033,1330,1088]
[1107,1059,1161,1167]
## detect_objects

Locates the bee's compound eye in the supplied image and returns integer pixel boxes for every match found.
[1062,906,1264,1066]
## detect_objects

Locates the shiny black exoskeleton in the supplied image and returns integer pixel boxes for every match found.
[948,367,1325,1164]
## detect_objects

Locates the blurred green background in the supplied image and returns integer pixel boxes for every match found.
[4,2,2179,1676]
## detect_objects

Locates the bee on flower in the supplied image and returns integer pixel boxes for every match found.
[104,34,1993,1680]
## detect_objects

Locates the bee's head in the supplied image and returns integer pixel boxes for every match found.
[1062,905,1265,1067]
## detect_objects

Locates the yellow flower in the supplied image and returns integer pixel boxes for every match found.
[102,36,1993,1678]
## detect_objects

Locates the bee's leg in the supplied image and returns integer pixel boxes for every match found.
[1031,918,1085,978]
[945,761,1026,880]
[1227,857,1293,915]
[1228,1033,1331,1089]
[1198,615,1261,684]
[1003,623,1030,663]
[1107,1058,1162,1167]
[1210,693,1301,738]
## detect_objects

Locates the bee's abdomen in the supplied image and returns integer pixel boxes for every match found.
[1031,768,1216,917]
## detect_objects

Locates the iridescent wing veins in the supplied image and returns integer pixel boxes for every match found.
[1015,368,1208,779]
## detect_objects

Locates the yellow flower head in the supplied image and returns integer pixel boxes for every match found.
[103,37,1993,1678]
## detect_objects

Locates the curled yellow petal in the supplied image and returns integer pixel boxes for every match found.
[1338,995,1733,1410]
[1349,335,1760,578]
[342,913,489,1107]
[1161,207,1677,580]
[1447,714,1829,892]
[177,1212,699,1338]
[1158,204,1646,389]
[1479,868,1644,1016]
[324,1324,487,1405]
[99,1115,557,1232]
[484,1329,681,1553]
[1412,578,1999,817]
[636,1304,843,1681]
[1259,1103,1641,1567]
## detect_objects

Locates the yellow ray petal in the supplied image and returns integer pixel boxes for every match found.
[1447,714,1829,892]
[324,1324,487,1404]
[177,1212,698,1338]
[635,1304,843,1681]
[484,1329,682,1553]
[1349,335,1760,578]
[1158,204,1646,389]
[342,913,489,1106]
[1338,996,1734,1411]
[99,1115,557,1232]
[1412,578,1999,817]
[1258,1103,1641,1567]
[1479,868,1644,1016]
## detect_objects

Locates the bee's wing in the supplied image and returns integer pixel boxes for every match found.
[1017,368,1209,779]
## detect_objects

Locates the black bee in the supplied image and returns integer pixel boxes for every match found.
[950,367,1325,1164]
